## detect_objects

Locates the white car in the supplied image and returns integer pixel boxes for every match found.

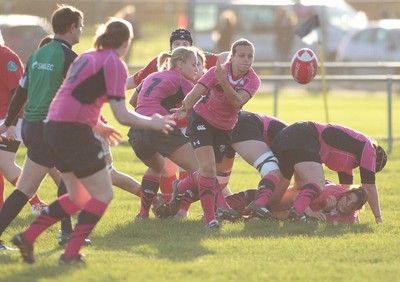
[336,19,400,75]
[187,0,368,62]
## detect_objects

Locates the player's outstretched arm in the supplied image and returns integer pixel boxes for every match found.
[126,75,137,90]
[110,99,175,134]
[362,183,383,223]
[171,83,206,120]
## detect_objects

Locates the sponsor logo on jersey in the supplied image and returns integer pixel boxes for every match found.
[196,125,206,131]
[193,140,200,146]
[7,61,18,72]
[32,60,54,71]
[97,151,104,159]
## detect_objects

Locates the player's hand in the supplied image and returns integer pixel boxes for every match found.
[215,59,228,82]
[323,196,337,211]
[171,101,188,120]
[93,122,122,146]
[0,123,9,142]
[305,210,327,221]
[150,113,176,134]
[5,125,17,141]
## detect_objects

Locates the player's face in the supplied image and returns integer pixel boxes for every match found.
[337,193,358,214]
[194,55,204,82]
[72,18,84,45]
[324,196,337,211]
[180,53,198,82]
[120,39,132,58]
[172,39,191,50]
[230,45,254,74]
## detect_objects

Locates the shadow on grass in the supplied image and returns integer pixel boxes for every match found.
[94,218,219,261]
[89,216,373,262]
[0,247,84,282]
[0,215,374,279]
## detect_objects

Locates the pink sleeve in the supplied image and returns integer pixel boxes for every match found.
[105,57,128,99]
[242,69,261,97]
[360,140,377,172]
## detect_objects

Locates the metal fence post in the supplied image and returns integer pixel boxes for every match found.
[387,77,393,154]
[273,79,279,117]
[273,66,281,117]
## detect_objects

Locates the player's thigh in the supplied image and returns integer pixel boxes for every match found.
[16,156,50,197]
[0,150,21,181]
[294,161,325,189]
[168,143,198,173]
[233,140,271,165]
[79,167,114,204]
[141,152,165,174]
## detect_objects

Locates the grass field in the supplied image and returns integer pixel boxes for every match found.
[0,92,399,282]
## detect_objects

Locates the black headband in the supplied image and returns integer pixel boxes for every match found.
[170,29,193,49]
[376,145,387,172]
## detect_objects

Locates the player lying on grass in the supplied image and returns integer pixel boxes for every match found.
[156,180,368,224]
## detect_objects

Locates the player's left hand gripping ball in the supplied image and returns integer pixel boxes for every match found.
[290,48,319,84]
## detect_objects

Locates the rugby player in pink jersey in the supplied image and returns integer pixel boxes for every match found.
[172,180,367,224]
[128,46,200,219]
[263,121,387,224]
[10,18,175,265]
[172,39,261,229]
[228,180,368,223]
[126,28,227,203]
[0,5,85,252]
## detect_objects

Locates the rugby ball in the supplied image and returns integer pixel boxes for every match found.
[290,48,318,84]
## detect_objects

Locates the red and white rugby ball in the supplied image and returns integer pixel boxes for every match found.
[290,48,319,84]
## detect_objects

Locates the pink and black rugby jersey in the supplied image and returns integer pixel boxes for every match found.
[258,114,288,147]
[48,49,128,127]
[194,63,260,130]
[310,182,358,223]
[135,68,194,116]
[311,122,377,184]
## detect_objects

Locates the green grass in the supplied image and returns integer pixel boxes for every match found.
[0,93,399,281]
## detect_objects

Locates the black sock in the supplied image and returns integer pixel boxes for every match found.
[57,180,73,234]
[0,190,29,237]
